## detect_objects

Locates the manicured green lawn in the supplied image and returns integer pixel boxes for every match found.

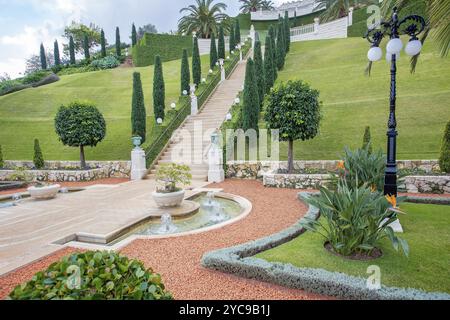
[269,37,450,161]
[256,203,450,293]
[0,55,211,161]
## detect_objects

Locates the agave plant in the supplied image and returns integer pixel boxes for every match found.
[178,0,229,38]
[239,0,276,13]
[301,180,409,258]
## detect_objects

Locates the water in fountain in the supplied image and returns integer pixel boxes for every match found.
[12,194,22,203]
[202,192,227,223]
[154,213,178,234]
[60,188,69,194]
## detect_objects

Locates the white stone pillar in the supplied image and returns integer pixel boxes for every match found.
[219,59,225,82]
[314,17,320,35]
[131,146,147,181]
[208,132,225,183]
[190,84,198,115]
[348,7,354,26]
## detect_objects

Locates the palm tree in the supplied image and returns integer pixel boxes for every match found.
[315,0,355,22]
[178,0,229,38]
[239,0,276,14]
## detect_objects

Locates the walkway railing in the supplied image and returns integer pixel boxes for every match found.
[290,23,315,37]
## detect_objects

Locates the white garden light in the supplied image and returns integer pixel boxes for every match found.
[226,113,232,121]
[367,47,383,62]
[182,90,188,96]
[405,39,422,56]
[171,102,176,110]
[209,69,213,74]
[234,97,240,105]
[157,118,163,125]
[231,50,234,54]
[386,38,403,54]
[201,78,206,83]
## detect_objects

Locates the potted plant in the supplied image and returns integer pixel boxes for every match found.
[152,163,192,208]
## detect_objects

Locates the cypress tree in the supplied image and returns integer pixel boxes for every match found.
[83,34,90,60]
[284,11,291,52]
[242,58,260,132]
[54,40,61,66]
[181,49,190,95]
[0,145,4,168]
[276,22,286,70]
[229,24,235,54]
[33,139,45,169]
[268,26,277,80]
[69,36,76,64]
[131,72,147,143]
[439,121,450,173]
[210,33,218,69]
[264,35,274,93]
[153,55,165,121]
[218,25,225,60]
[116,27,121,57]
[131,23,137,46]
[362,126,373,154]
[192,36,201,86]
[235,19,241,46]
[40,43,47,70]
[294,11,298,27]
[100,29,107,58]
[253,40,265,105]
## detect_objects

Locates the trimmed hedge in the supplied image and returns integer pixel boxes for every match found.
[133,33,194,67]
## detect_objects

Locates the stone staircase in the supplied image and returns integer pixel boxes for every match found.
[148,61,247,181]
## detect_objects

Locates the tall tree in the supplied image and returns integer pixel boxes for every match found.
[253,40,265,105]
[210,32,218,69]
[178,0,229,39]
[131,72,147,143]
[116,27,121,57]
[153,55,166,121]
[239,0,275,13]
[137,24,158,41]
[83,34,90,59]
[284,11,291,53]
[69,36,76,64]
[242,58,260,132]
[63,22,101,54]
[439,120,450,173]
[100,29,107,58]
[53,40,61,66]
[181,49,191,95]
[40,43,47,70]
[264,35,274,93]
[276,22,286,70]
[234,19,241,45]
[0,145,3,168]
[131,23,138,46]
[192,36,202,86]
[229,24,236,53]
[268,25,277,80]
[218,25,225,59]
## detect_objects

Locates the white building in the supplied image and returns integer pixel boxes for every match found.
[250,0,323,21]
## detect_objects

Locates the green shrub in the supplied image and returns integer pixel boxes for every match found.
[22,70,52,85]
[131,23,137,47]
[131,72,147,143]
[268,25,277,80]
[253,40,265,105]
[0,79,29,96]
[54,40,61,66]
[33,139,45,169]
[115,27,121,57]
[301,181,409,258]
[276,22,286,70]
[242,58,260,131]
[218,25,225,60]
[181,49,190,95]
[0,145,4,168]
[362,126,373,154]
[153,55,166,121]
[100,30,107,58]
[8,251,173,300]
[192,37,201,86]
[210,33,218,70]
[90,56,120,70]
[264,35,275,93]
[229,24,236,53]
[40,43,47,70]
[439,121,450,173]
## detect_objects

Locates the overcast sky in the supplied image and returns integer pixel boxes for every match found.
[0,0,286,78]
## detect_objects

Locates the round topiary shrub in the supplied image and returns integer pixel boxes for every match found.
[9,251,173,300]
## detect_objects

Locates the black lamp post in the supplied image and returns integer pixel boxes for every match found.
[364,7,426,197]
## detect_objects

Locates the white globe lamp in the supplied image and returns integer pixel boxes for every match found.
[367,47,383,62]
[386,38,403,54]
[405,39,422,56]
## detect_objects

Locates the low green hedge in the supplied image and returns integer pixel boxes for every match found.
[0,71,59,96]
[133,33,194,67]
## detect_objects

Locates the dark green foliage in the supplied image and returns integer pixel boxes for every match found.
[33,139,45,169]
[362,126,373,154]
[234,19,241,45]
[115,27,121,57]
[253,40,265,105]
[83,34,90,59]
[131,23,137,46]
[181,49,190,95]
[218,25,225,59]
[9,251,173,300]
[276,22,286,70]
[210,33,218,69]
[242,58,260,132]
[284,11,291,52]
[40,43,47,70]
[54,101,106,168]
[264,80,321,173]
[192,37,201,86]
[131,72,147,143]
[0,145,4,168]
[268,25,277,80]
[100,29,107,58]
[54,40,61,66]
[69,36,76,64]
[264,35,275,93]
[132,33,193,67]
[229,25,235,54]
[439,121,450,173]
[153,55,165,121]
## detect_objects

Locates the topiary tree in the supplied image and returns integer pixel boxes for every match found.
[9,251,173,300]
[284,11,291,53]
[55,101,106,169]
[69,36,76,64]
[83,34,90,60]
[264,80,321,173]
[218,25,225,60]
[242,58,260,132]
[100,29,107,58]
[268,25,277,80]
[131,23,137,46]
[131,72,147,143]
[33,139,45,169]
[0,145,4,168]
[192,36,201,86]
[253,40,265,105]
[181,49,190,95]
[439,121,450,173]
[234,19,241,45]
[264,35,275,93]
[362,126,373,154]
[53,40,61,66]
[153,55,165,122]
[229,24,235,54]
[210,32,218,70]
[40,43,47,70]
[115,27,121,57]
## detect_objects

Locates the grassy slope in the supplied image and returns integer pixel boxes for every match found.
[0,56,211,161]
[257,203,450,293]
[271,37,450,160]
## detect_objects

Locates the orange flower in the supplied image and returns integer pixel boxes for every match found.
[337,161,345,170]
[385,195,398,209]
[371,184,377,192]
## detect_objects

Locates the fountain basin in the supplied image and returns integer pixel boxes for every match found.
[28,184,61,200]
[152,190,185,208]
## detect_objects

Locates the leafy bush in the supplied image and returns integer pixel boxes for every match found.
[156,163,192,193]
[22,70,52,85]
[0,79,29,96]
[90,56,120,70]
[9,251,173,300]
[57,65,98,76]
[33,139,45,169]
[439,121,450,173]
[301,181,409,258]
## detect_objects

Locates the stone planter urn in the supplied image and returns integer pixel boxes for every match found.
[28,184,61,200]
[152,190,185,208]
